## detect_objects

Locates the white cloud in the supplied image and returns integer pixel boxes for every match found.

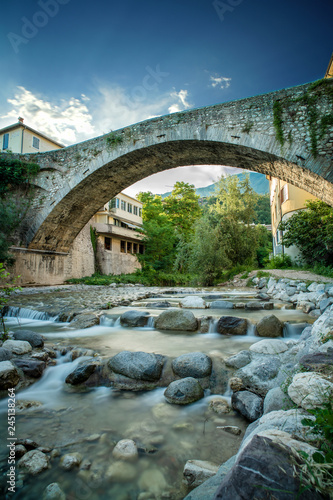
[168,89,192,113]
[0,85,194,145]
[0,87,95,145]
[210,75,231,89]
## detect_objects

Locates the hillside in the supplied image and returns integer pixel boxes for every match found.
[160,171,269,198]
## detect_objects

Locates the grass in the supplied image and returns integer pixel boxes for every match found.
[66,270,196,287]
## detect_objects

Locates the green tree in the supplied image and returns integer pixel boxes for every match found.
[254,193,271,224]
[279,200,333,266]
[163,182,202,240]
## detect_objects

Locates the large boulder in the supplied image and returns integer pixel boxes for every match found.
[69,313,99,329]
[263,387,294,414]
[217,316,248,336]
[108,351,165,381]
[0,347,13,361]
[13,330,44,348]
[155,309,198,331]
[236,355,282,396]
[180,296,206,309]
[255,315,283,338]
[13,359,46,378]
[249,339,288,355]
[0,361,20,389]
[288,372,333,410]
[231,390,263,422]
[245,302,263,310]
[214,432,322,500]
[164,377,204,405]
[172,352,212,378]
[3,340,32,355]
[120,310,150,327]
[18,450,49,475]
[209,300,234,309]
[65,362,97,385]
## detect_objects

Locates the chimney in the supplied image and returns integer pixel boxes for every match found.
[18,117,24,123]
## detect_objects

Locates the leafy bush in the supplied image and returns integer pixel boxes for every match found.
[265,254,293,269]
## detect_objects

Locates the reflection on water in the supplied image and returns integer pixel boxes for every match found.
[0,288,313,499]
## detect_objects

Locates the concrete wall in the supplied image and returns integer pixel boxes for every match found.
[96,235,141,275]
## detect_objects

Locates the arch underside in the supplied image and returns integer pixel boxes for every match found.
[26,140,333,252]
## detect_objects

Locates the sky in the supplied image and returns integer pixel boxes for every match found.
[0,0,332,197]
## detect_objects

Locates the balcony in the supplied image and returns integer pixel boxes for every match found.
[92,222,143,240]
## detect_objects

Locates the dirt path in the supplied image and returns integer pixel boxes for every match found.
[259,269,333,283]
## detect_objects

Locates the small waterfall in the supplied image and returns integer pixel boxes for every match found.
[208,319,219,333]
[100,315,121,327]
[4,306,58,321]
[246,322,256,336]
[145,316,155,328]
[283,322,309,338]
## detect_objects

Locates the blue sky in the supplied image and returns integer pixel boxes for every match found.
[0,0,332,195]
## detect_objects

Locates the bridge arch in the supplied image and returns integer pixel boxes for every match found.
[10,80,333,253]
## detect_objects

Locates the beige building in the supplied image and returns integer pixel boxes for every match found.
[91,192,144,275]
[0,117,64,153]
[268,177,318,259]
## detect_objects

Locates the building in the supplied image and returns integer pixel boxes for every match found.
[91,192,144,275]
[268,177,318,259]
[268,55,332,261]
[0,117,64,153]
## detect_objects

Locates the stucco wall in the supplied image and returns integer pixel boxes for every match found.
[96,236,141,275]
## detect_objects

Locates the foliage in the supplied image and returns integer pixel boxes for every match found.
[242,121,253,134]
[0,263,21,339]
[264,254,293,269]
[299,403,333,498]
[253,193,271,224]
[0,153,40,264]
[279,200,333,266]
[106,132,124,149]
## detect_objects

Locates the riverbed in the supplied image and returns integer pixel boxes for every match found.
[0,286,313,499]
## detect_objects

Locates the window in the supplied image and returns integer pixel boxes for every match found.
[280,185,289,204]
[120,240,126,253]
[121,200,126,211]
[133,243,138,253]
[127,242,132,253]
[2,133,9,150]
[139,244,144,254]
[114,219,121,226]
[32,136,40,149]
[139,208,142,217]
[104,237,111,250]
[127,203,133,214]
[133,206,138,216]
[110,198,119,209]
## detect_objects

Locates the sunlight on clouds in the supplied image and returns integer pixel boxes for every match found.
[210,75,231,89]
[1,87,95,145]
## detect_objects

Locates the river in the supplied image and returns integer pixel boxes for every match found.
[0,287,312,499]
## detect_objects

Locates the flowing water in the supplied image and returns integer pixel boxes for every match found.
[0,288,312,499]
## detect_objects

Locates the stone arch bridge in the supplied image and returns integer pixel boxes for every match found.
[5,79,333,284]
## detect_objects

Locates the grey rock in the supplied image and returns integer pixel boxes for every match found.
[319,297,333,313]
[13,359,46,378]
[245,302,263,310]
[236,356,282,396]
[108,351,165,381]
[183,456,236,500]
[299,351,333,371]
[214,434,322,500]
[256,315,283,338]
[69,313,99,329]
[225,350,252,369]
[155,309,198,331]
[13,329,44,348]
[3,339,32,355]
[65,362,97,385]
[18,450,49,475]
[120,310,150,327]
[262,302,274,310]
[43,483,66,500]
[183,459,219,489]
[0,360,20,389]
[71,348,95,360]
[172,352,212,378]
[60,452,82,470]
[257,278,267,289]
[309,309,321,318]
[256,292,270,301]
[0,347,13,361]
[147,301,171,308]
[231,390,263,422]
[209,300,234,309]
[263,387,294,414]
[217,316,248,336]
[164,377,204,405]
